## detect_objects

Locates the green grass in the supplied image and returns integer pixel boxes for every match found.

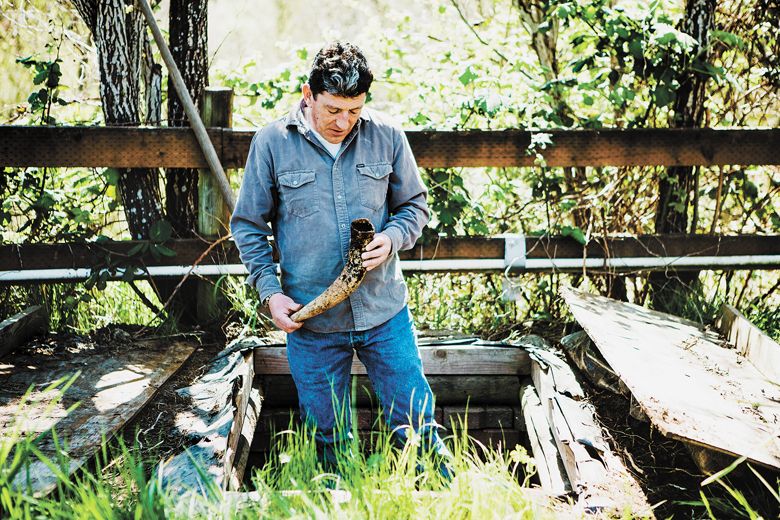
[3,374,779,519]
[1,390,551,520]
[239,417,543,520]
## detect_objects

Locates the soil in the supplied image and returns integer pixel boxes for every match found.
[585,382,779,519]
[116,327,227,463]
[5,320,778,518]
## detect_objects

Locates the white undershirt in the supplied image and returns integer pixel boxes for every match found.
[310,126,342,157]
[304,106,342,157]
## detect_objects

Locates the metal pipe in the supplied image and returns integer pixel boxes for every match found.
[3,255,780,282]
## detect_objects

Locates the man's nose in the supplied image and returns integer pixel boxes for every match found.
[335,113,350,129]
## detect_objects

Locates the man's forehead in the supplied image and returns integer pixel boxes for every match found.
[319,91,366,109]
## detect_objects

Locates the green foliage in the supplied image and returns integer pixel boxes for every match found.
[15,55,67,125]
[2,32,116,251]
[1,386,543,519]
[3,0,779,335]
[742,292,780,341]
[244,414,540,519]
[682,456,780,520]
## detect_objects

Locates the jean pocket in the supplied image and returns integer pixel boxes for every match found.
[356,162,392,211]
[278,169,319,218]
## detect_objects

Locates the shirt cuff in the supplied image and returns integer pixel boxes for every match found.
[254,274,283,304]
[382,226,404,256]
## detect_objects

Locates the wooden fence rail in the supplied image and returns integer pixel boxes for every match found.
[2,121,779,291]
[1,235,778,284]
[2,126,779,169]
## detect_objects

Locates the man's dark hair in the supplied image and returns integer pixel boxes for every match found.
[308,42,373,98]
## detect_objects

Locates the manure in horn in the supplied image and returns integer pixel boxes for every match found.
[291,218,375,322]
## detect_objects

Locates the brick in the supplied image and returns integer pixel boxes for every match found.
[469,428,521,451]
[443,405,485,430]
[484,406,513,428]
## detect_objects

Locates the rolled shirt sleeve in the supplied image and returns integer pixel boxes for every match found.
[229,130,283,303]
[383,127,430,256]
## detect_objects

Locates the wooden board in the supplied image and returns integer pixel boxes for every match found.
[160,346,259,495]
[222,351,254,488]
[0,305,47,359]
[520,380,571,496]
[3,126,779,168]
[717,304,780,383]
[3,235,780,274]
[562,286,780,470]
[260,375,522,407]
[229,382,263,490]
[0,338,195,495]
[528,347,650,514]
[254,345,530,376]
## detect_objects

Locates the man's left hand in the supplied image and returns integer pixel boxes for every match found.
[362,232,392,271]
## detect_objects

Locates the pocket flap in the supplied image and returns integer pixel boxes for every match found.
[357,163,392,180]
[278,170,316,188]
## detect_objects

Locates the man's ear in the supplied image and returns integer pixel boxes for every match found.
[302,83,312,105]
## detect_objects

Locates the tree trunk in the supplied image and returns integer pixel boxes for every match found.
[162,0,209,325]
[166,0,207,238]
[72,0,163,241]
[516,0,590,230]
[650,0,716,314]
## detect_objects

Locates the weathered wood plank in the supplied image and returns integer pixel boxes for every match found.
[222,351,254,489]
[3,126,779,168]
[228,381,262,491]
[260,375,522,407]
[0,239,243,271]
[528,347,651,515]
[406,128,780,168]
[0,338,196,496]
[197,88,234,323]
[254,345,530,376]
[562,286,780,471]
[717,304,780,383]
[0,305,48,359]
[520,380,571,496]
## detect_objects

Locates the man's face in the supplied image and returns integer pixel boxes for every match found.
[302,84,366,144]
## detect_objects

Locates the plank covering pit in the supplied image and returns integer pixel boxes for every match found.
[0,338,196,495]
[562,286,780,471]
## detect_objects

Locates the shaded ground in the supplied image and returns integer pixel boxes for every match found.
[4,320,778,518]
[116,326,227,463]
[586,382,779,519]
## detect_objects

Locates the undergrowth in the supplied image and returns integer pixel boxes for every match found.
[1,387,552,519]
[239,417,541,519]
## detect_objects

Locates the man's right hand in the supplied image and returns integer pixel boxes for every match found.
[267,293,304,333]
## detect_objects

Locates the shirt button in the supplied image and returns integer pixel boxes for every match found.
[341,224,346,229]
[337,195,341,199]
[293,180,298,186]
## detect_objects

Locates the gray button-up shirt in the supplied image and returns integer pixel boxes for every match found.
[230,101,430,333]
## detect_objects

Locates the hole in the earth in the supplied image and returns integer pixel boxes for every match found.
[243,374,537,489]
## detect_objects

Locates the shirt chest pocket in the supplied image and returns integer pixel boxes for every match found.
[278,169,319,219]
[356,162,392,211]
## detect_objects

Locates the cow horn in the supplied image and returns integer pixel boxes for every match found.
[290,218,375,322]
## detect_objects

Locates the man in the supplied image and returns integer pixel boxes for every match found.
[230,42,451,473]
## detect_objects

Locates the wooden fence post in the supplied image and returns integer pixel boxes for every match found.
[197,87,233,322]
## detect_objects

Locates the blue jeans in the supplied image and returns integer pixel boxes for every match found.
[286,306,451,466]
